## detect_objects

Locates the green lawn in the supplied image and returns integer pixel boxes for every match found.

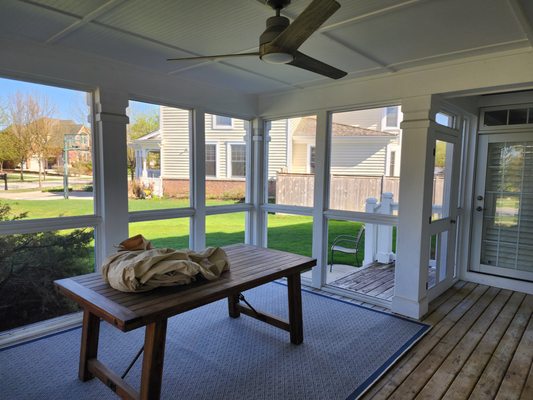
[1,198,374,265]
[1,198,244,219]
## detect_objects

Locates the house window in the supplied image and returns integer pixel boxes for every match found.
[385,106,399,128]
[309,145,316,174]
[205,144,217,177]
[436,112,456,128]
[230,144,246,178]
[389,151,396,176]
[213,115,232,129]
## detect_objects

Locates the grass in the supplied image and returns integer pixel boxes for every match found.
[1,198,385,265]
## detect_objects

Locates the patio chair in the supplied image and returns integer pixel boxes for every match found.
[329,227,365,272]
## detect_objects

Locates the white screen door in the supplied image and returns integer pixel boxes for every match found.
[427,122,462,299]
[471,133,533,281]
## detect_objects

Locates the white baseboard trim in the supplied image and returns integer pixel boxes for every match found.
[0,312,83,350]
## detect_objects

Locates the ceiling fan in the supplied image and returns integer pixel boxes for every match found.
[167,0,347,80]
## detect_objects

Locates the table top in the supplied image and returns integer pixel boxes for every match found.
[55,244,316,332]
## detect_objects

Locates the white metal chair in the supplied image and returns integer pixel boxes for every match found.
[329,227,365,271]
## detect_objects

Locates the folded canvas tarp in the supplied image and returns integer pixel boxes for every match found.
[101,235,230,292]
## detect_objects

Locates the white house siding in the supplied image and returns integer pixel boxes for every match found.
[160,106,191,179]
[330,137,391,176]
[161,108,252,180]
[267,119,289,179]
[204,114,248,180]
[291,142,309,173]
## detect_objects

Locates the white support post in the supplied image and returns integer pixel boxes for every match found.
[364,197,378,266]
[141,150,148,178]
[248,118,267,247]
[312,110,330,288]
[376,192,394,263]
[392,95,436,319]
[93,89,129,268]
[190,108,206,251]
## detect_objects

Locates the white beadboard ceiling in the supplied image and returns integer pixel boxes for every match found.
[1,0,533,94]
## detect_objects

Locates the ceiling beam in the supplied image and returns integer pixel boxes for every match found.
[318,31,396,72]
[319,0,433,32]
[23,0,129,44]
[508,0,533,47]
[385,39,529,71]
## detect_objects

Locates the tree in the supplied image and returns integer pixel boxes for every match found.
[4,93,34,181]
[434,141,448,169]
[3,92,56,183]
[0,130,18,171]
[127,112,159,181]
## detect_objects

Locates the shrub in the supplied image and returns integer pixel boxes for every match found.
[70,160,93,176]
[0,202,94,332]
[131,179,155,199]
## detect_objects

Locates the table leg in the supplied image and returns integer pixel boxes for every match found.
[287,273,303,345]
[140,319,168,400]
[228,294,241,318]
[79,309,100,381]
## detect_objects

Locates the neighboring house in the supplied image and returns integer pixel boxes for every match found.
[131,107,398,200]
[130,129,161,179]
[331,106,403,177]
[287,116,396,177]
[25,119,91,173]
[159,107,254,198]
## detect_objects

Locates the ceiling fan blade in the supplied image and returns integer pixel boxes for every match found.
[270,0,340,51]
[168,52,259,62]
[288,51,347,79]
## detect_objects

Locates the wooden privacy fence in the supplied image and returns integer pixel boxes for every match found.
[275,173,443,211]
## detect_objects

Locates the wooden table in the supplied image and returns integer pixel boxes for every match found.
[54,244,316,400]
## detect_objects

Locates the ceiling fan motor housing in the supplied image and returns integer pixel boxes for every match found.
[260,16,293,63]
[260,16,290,45]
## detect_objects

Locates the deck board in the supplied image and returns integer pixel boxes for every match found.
[361,284,533,400]
[328,262,436,301]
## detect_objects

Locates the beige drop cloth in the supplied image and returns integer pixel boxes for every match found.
[101,235,230,292]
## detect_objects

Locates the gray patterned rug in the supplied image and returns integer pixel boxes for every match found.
[0,282,429,400]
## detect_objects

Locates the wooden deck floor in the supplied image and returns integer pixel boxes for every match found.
[329,262,436,301]
[361,281,533,400]
[329,262,396,300]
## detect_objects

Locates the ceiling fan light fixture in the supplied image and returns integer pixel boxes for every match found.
[261,51,294,64]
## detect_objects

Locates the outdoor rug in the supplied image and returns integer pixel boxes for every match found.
[0,282,430,400]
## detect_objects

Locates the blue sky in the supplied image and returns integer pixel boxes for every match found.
[0,77,89,124]
[0,77,159,127]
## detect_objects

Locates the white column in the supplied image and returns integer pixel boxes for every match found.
[312,110,330,288]
[248,118,267,247]
[392,95,436,319]
[376,192,394,263]
[93,89,129,267]
[142,150,148,178]
[190,108,206,251]
[364,197,378,265]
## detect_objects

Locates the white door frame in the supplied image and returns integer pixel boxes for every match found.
[470,131,533,281]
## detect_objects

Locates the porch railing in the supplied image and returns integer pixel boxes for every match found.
[364,193,443,267]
